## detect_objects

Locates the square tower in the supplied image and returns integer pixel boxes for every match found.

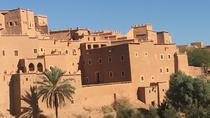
[4,8,36,36]
[34,15,49,34]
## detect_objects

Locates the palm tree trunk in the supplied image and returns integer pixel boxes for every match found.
[54,94,58,118]
[55,106,58,118]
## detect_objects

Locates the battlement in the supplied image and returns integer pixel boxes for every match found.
[131,24,153,31]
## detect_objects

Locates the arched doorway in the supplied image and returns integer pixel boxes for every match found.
[37,63,43,72]
[29,63,35,72]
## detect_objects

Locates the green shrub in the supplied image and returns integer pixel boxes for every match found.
[111,98,145,118]
[104,114,114,118]
[145,108,159,118]
[116,108,144,118]
[102,105,113,114]
[112,98,130,111]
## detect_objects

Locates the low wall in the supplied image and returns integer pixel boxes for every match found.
[39,82,146,117]
[189,66,203,77]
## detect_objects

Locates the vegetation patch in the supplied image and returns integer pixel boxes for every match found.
[101,105,113,114]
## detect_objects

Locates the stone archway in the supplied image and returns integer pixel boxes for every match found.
[37,63,43,72]
[28,63,35,72]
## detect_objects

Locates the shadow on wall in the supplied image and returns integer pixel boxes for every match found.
[9,74,21,116]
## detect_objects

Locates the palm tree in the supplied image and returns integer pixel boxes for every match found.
[18,86,42,118]
[36,67,75,118]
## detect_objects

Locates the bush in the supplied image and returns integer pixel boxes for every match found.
[185,106,210,118]
[162,108,178,118]
[102,105,113,114]
[104,114,114,118]
[116,108,144,118]
[112,98,130,111]
[145,108,159,118]
[112,98,144,118]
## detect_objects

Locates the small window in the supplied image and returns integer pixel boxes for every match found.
[101,44,106,47]
[72,49,77,55]
[14,50,18,56]
[162,89,165,92]
[65,50,68,54]
[160,54,164,60]
[87,45,91,49]
[93,37,96,41]
[87,37,90,41]
[34,49,37,53]
[166,68,169,73]
[40,48,43,51]
[93,44,99,48]
[88,60,92,65]
[168,54,171,59]
[121,55,124,62]
[98,58,102,64]
[135,52,138,57]
[145,52,148,56]
[151,76,155,80]
[109,71,113,78]
[108,56,112,63]
[140,75,144,81]
[2,50,5,56]
[26,78,28,81]
[121,72,125,77]
[9,22,13,26]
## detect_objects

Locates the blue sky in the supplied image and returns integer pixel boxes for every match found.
[1,0,210,45]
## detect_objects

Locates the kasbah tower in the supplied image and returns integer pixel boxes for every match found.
[0,8,200,117]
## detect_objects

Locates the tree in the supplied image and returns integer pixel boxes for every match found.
[112,98,144,118]
[158,101,178,118]
[18,86,42,118]
[166,71,210,111]
[37,67,75,118]
[185,105,210,118]
[187,48,210,73]
[116,108,144,118]
[166,71,194,110]
[145,108,159,118]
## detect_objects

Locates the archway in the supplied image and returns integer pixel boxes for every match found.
[37,63,43,72]
[28,63,35,72]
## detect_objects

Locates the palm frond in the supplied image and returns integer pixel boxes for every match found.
[18,86,42,118]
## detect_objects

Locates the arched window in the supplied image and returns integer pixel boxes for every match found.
[37,63,43,72]
[29,63,35,71]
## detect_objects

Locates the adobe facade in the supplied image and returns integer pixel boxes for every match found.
[0,8,191,117]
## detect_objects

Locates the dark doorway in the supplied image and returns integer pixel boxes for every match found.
[151,101,155,106]
[96,72,100,83]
